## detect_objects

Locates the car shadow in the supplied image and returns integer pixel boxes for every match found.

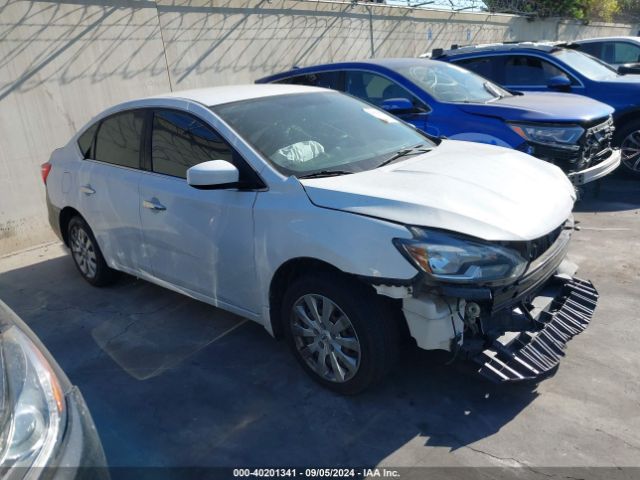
[575,172,640,213]
[0,253,539,467]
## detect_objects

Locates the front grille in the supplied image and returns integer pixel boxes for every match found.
[491,221,572,312]
[506,222,564,262]
[533,117,615,173]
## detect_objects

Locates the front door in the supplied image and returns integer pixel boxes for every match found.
[138,109,260,313]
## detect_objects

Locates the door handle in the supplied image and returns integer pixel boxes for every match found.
[80,185,95,195]
[143,199,166,211]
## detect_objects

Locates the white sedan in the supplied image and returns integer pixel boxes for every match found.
[43,84,598,393]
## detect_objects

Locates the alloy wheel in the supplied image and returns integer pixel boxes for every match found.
[290,294,361,383]
[70,225,97,279]
[621,129,640,173]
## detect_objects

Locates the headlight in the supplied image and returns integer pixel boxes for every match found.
[509,123,584,147]
[0,325,65,473]
[394,228,527,284]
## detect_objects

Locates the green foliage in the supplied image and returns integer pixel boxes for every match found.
[484,0,622,21]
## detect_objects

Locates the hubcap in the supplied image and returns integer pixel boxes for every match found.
[621,130,640,173]
[70,225,97,279]
[290,294,361,383]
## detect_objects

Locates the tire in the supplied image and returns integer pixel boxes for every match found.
[615,119,640,177]
[67,216,119,287]
[281,272,400,395]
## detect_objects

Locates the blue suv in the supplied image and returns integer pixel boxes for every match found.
[257,58,619,185]
[433,42,640,176]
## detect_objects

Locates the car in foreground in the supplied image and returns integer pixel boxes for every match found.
[0,300,107,478]
[432,42,640,176]
[43,85,598,393]
[572,37,640,75]
[257,59,619,186]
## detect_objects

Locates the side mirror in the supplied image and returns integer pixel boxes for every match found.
[547,75,572,90]
[381,97,415,113]
[187,160,239,189]
[617,63,640,75]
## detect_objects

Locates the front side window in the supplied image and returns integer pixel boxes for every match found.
[503,55,571,86]
[551,49,618,80]
[394,61,510,103]
[94,111,144,169]
[212,92,433,177]
[610,42,640,64]
[151,110,232,178]
[344,71,420,107]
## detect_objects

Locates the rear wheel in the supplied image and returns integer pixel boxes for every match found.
[616,119,640,177]
[68,216,119,286]
[281,272,400,395]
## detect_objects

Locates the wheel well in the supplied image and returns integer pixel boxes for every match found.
[268,258,365,339]
[614,110,640,142]
[59,206,82,246]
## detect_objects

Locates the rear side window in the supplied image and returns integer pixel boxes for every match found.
[275,71,343,89]
[455,57,501,81]
[151,110,233,179]
[77,123,98,159]
[94,111,144,169]
[575,42,602,59]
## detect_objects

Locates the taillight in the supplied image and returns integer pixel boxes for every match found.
[41,162,52,185]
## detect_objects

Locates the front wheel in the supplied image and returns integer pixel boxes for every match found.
[616,119,640,177]
[281,272,400,395]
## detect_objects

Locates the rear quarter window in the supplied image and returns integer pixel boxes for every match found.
[77,123,98,159]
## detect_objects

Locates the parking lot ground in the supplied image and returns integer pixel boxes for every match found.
[0,174,639,473]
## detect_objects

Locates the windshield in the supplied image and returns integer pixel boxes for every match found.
[553,49,619,80]
[395,62,511,103]
[212,92,433,177]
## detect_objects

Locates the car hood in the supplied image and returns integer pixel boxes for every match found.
[457,92,613,124]
[600,73,640,84]
[300,140,576,242]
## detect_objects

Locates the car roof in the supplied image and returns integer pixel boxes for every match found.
[574,36,640,44]
[432,41,567,59]
[147,83,325,106]
[257,58,442,82]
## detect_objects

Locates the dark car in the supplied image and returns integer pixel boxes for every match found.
[573,37,640,75]
[433,42,640,176]
[0,300,107,479]
[257,58,619,186]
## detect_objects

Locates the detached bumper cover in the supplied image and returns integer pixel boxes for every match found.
[567,149,621,186]
[471,277,598,382]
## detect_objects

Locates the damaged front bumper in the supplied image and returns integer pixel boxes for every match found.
[469,276,598,382]
[399,221,598,383]
[567,148,621,186]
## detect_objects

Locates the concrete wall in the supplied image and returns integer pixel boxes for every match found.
[1,0,638,255]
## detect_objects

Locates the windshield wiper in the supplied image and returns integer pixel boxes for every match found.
[298,170,354,179]
[376,144,433,169]
[483,81,504,101]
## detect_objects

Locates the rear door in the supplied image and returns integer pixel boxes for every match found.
[138,108,261,313]
[76,109,148,273]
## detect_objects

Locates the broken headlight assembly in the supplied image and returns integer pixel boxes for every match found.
[0,325,65,476]
[394,228,527,285]
[508,123,584,148]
